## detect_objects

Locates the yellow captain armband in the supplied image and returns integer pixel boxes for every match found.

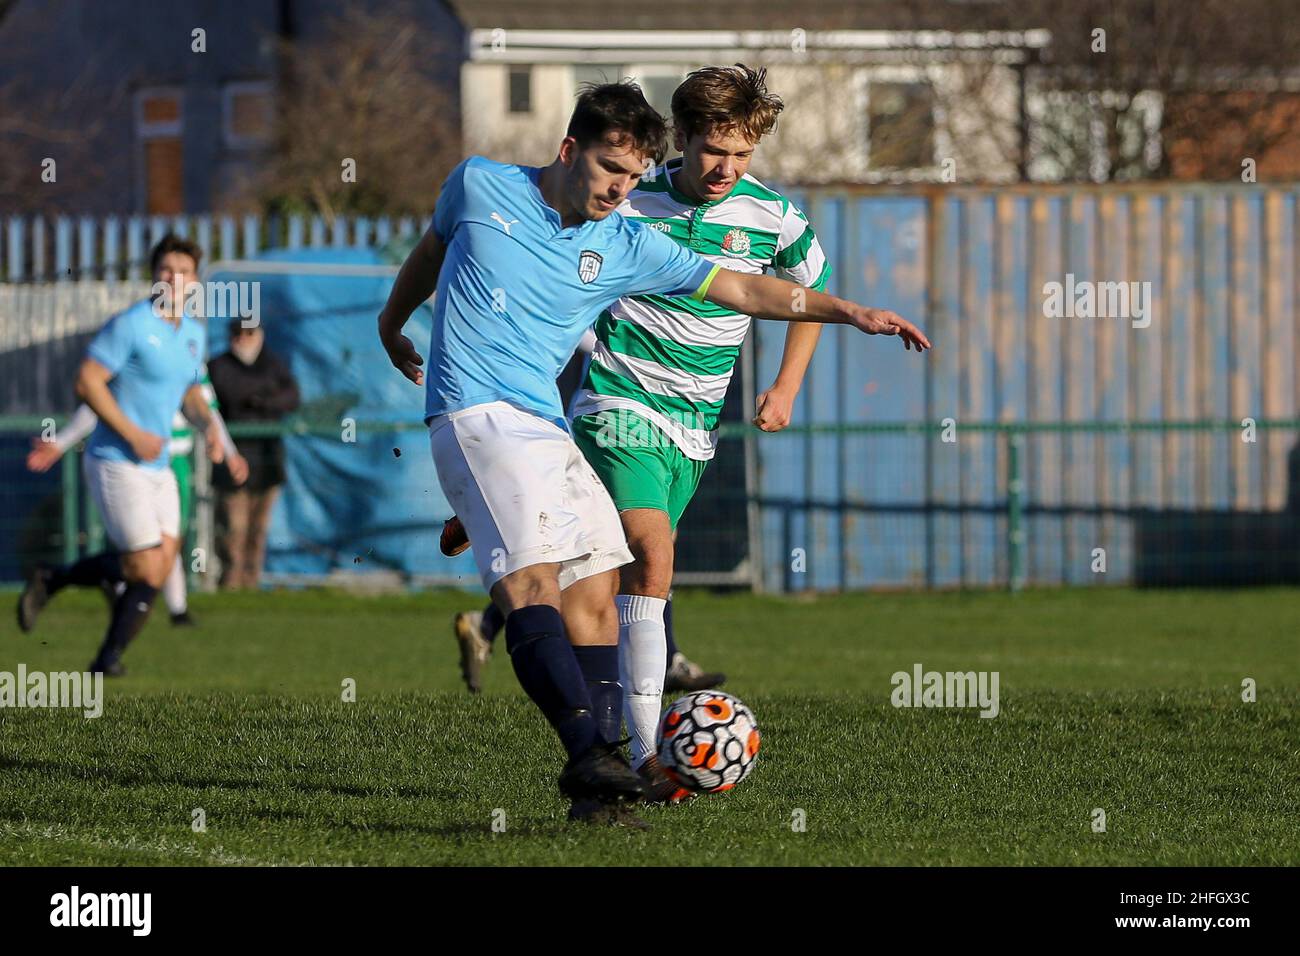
[689,264,722,303]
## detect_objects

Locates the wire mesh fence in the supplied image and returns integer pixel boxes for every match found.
[748,420,1300,591]
[3,416,1297,592]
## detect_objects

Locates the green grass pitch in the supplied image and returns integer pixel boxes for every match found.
[1,586,1296,866]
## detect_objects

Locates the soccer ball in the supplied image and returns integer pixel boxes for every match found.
[656,691,760,793]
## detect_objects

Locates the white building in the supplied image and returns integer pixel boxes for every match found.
[449,3,1050,185]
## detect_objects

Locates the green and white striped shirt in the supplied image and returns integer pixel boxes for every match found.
[167,369,218,456]
[571,160,830,460]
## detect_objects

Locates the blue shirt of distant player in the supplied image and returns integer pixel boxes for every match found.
[85,298,205,470]
[424,156,717,427]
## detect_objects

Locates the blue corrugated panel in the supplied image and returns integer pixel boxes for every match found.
[1099,194,1133,582]
[960,196,999,588]
[1026,196,1065,586]
[845,197,929,588]
[1231,194,1264,506]
[930,195,964,587]
[1166,197,1199,508]
[1201,194,1233,508]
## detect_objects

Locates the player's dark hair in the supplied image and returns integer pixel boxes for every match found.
[149,233,202,273]
[672,64,784,144]
[567,81,669,165]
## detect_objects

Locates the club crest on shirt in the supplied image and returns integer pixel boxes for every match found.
[721,228,751,258]
[188,340,199,357]
[578,250,603,284]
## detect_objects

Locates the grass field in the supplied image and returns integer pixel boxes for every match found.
[1,586,1297,866]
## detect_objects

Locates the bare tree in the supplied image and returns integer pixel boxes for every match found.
[0,69,117,213]
[756,0,1300,184]
[1023,0,1300,181]
[247,2,463,219]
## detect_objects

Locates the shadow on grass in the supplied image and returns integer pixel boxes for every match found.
[0,754,461,803]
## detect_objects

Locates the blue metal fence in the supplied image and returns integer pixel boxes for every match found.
[760,184,1300,590]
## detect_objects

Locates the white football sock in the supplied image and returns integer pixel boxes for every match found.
[616,593,668,769]
[162,555,187,615]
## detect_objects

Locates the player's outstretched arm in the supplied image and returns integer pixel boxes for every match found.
[703,269,931,352]
[75,357,165,461]
[377,226,449,386]
[26,403,98,472]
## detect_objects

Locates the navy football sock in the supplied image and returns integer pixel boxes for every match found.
[663,596,678,663]
[49,551,123,596]
[481,602,505,645]
[572,644,622,744]
[505,606,599,760]
[91,581,158,671]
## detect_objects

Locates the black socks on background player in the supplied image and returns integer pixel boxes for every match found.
[663,597,677,663]
[91,582,158,672]
[571,644,622,744]
[480,602,505,645]
[48,551,123,596]
[504,606,600,760]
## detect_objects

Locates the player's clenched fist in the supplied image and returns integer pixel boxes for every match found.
[129,429,165,462]
[753,386,796,432]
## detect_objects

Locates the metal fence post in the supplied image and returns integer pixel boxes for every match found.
[740,323,764,593]
[6,217,25,281]
[61,447,80,565]
[86,486,104,555]
[1007,430,1026,592]
[194,441,217,593]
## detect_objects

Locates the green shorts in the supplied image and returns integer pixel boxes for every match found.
[170,452,192,536]
[571,410,709,530]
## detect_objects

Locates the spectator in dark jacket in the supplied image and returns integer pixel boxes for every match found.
[209,320,300,589]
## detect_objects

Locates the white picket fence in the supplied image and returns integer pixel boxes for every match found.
[1,214,425,283]
[0,281,153,351]
[0,281,156,413]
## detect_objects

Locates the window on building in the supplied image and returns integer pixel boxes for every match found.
[135,89,184,214]
[867,82,936,170]
[223,81,274,149]
[508,66,532,113]
[573,64,625,92]
[641,75,680,124]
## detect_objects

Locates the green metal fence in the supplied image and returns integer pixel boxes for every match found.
[4,416,1298,592]
[747,418,1300,591]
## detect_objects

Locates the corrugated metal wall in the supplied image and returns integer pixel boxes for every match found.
[757,185,1300,590]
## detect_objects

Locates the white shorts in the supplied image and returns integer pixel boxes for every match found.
[84,457,181,553]
[429,401,633,592]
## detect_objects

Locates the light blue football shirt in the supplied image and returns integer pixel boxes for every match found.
[424,156,718,428]
[85,298,206,470]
